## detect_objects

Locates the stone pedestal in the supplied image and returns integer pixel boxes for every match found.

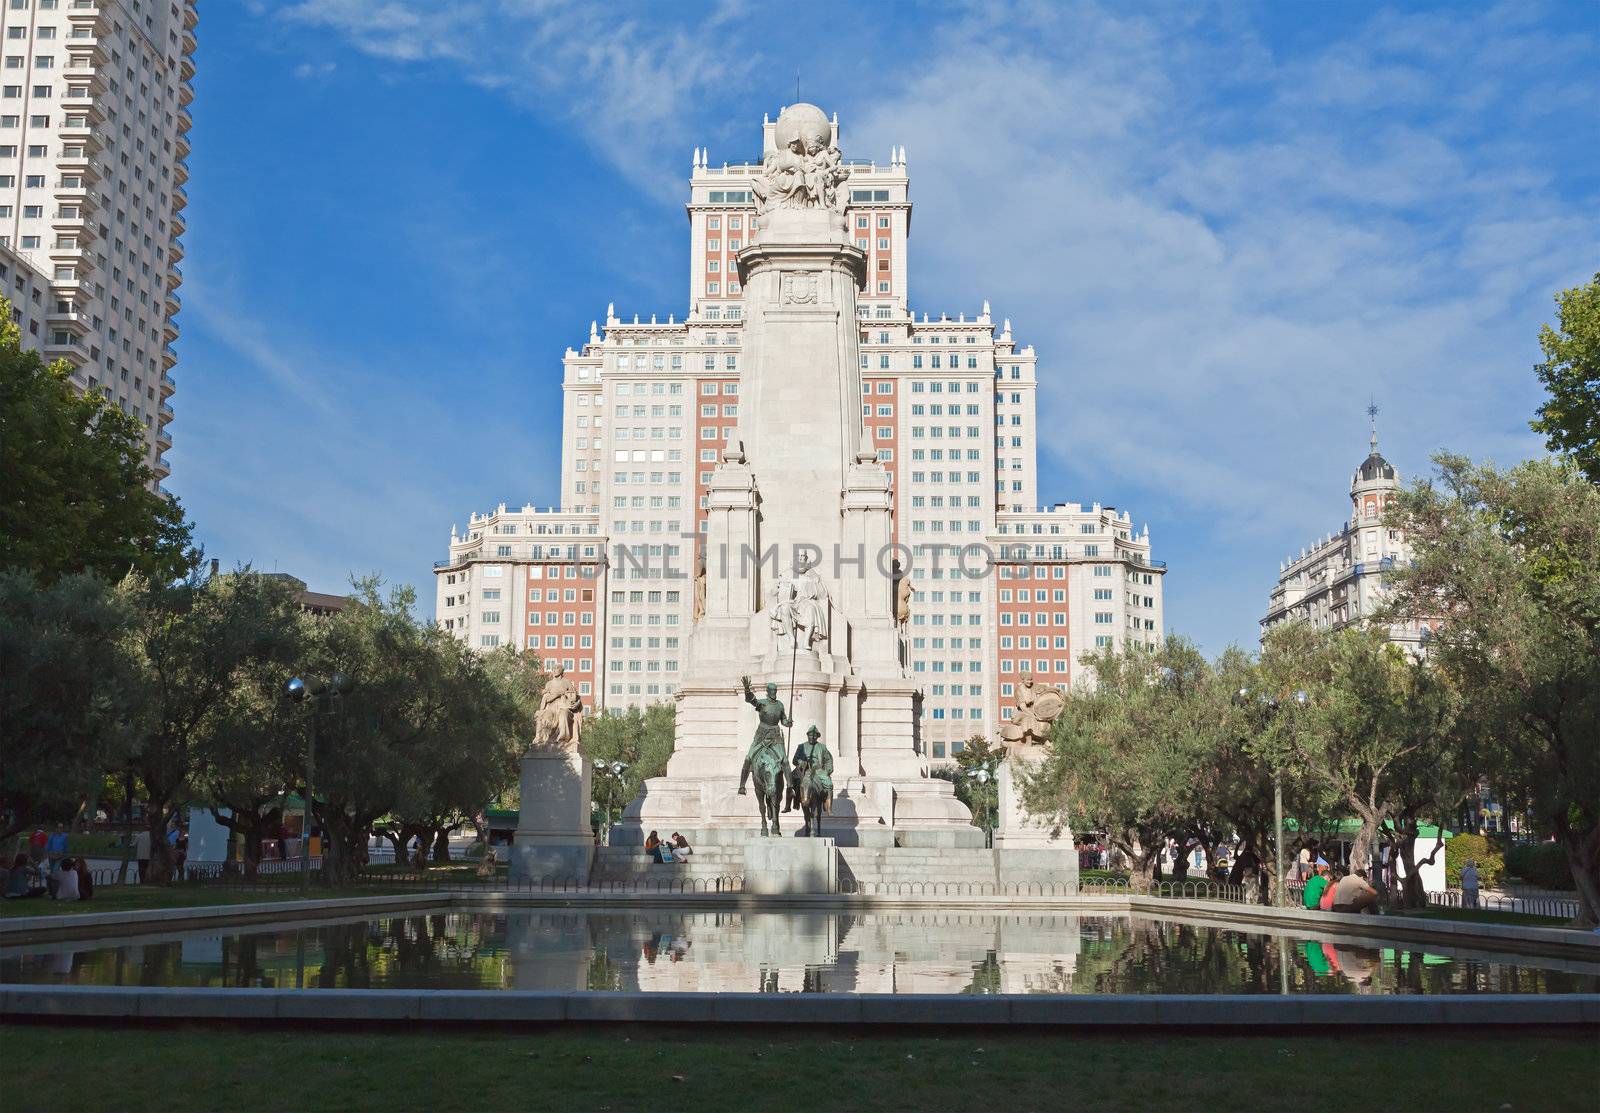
[994,749,1078,889]
[743,836,837,894]
[509,750,595,885]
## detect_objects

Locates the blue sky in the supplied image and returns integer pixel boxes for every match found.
[174,1,1599,655]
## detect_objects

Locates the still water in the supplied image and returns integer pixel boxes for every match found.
[5,908,1595,995]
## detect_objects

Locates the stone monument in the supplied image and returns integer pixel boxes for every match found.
[509,666,595,884]
[994,673,1078,889]
[617,103,978,853]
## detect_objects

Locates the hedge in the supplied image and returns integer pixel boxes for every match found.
[1505,842,1574,890]
[1445,834,1503,889]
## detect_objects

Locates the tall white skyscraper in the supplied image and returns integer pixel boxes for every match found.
[435,107,1167,760]
[1,0,197,487]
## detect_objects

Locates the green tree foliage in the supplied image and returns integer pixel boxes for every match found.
[1387,454,1600,924]
[581,703,676,827]
[1024,638,1263,892]
[1505,842,1573,890]
[0,571,138,840]
[120,570,306,883]
[305,580,529,884]
[0,297,195,584]
[1258,623,1476,904]
[1530,272,1600,483]
[931,734,1004,833]
[1445,833,1503,889]
[196,607,320,876]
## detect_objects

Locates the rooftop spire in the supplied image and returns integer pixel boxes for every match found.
[1367,398,1379,453]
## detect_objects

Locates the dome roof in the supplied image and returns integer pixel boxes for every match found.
[1358,451,1395,482]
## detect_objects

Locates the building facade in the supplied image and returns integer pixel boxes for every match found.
[1261,427,1429,652]
[435,109,1165,760]
[0,0,196,487]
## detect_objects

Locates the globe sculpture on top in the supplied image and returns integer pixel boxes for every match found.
[752,102,850,215]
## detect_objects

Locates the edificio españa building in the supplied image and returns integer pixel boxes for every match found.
[434,107,1166,760]
[0,0,196,487]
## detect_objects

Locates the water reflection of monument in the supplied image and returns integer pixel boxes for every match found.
[501,910,1082,995]
[615,102,976,850]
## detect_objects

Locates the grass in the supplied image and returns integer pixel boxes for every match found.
[1395,906,1576,928]
[0,883,417,919]
[3,1023,1596,1112]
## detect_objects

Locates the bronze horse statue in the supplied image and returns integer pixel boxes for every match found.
[792,725,834,838]
[737,676,791,837]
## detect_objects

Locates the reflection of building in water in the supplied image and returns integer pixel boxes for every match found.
[838,912,1084,994]
[620,911,841,994]
[994,915,1081,993]
[506,911,598,991]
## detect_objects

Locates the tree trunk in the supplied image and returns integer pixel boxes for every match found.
[1168,837,1191,882]
[1555,816,1600,928]
[144,807,175,885]
[431,826,452,863]
[1396,836,1428,910]
[117,771,135,884]
[1348,805,1385,876]
[1124,833,1162,893]
[321,809,371,887]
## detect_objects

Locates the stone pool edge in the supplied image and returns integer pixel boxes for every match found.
[4,985,1598,1027]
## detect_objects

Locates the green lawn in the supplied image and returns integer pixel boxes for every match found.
[1395,906,1576,928]
[3,1024,1595,1112]
[0,884,416,919]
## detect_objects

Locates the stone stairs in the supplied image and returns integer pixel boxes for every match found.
[838,847,998,891]
[589,843,745,885]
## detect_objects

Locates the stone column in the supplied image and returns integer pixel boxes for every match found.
[734,210,866,575]
[994,748,1079,890]
[509,750,595,884]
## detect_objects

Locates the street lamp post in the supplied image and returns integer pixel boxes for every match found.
[598,760,628,843]
[285,673,354,893]
[1236,686,1309,908]
[971,758,1000,847]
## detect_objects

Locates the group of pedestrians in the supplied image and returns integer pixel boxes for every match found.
[1300,859,1379,914]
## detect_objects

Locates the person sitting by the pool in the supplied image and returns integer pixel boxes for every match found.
[1331,868,1378,914]
[670,833,693,863]
[1302,862,1331,911]
[4,853,47,899]
[51,856,81,901]
[74,857,95,901]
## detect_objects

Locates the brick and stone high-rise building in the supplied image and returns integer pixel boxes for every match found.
[435,107,1166,760]
[0,0,196,487]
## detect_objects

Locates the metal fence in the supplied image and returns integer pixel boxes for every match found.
[1427,889,1579,920]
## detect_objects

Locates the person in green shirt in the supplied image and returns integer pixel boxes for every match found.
[1303,866,1331,910]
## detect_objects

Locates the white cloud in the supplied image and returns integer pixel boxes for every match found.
[292,60,337,79]
[258,0,1599,649]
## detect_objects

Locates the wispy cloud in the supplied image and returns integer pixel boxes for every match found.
[275,0,758,201]
[245,0,1599,649]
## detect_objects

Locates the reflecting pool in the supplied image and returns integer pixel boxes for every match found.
[4,908,1596,995]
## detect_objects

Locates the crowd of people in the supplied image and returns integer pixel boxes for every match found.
[2,819,190,901]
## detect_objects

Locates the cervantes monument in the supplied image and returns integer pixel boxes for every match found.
[616,104,980,849]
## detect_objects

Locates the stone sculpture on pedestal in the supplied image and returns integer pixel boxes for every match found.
[533,663,583,751]
[994,673,1078,889]
[767,553,829,652]
[1000,673,1066,749]
[615,102,980,856]
[510,664,594,884]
